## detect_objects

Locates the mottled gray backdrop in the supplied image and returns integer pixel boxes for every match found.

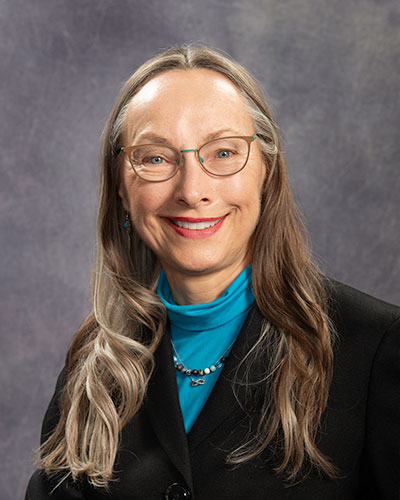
[1,0,399,497]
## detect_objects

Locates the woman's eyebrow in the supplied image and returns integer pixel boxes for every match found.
[133,133,170,144]
[132,128,243,146]
[205,128,243,141]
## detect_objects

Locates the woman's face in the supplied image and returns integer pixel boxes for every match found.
[119,68,266,285]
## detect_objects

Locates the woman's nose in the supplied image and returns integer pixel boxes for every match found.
[173,150,213,207]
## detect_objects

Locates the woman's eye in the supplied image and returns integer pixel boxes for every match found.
[217,150,232,159]
[143,156,164,164]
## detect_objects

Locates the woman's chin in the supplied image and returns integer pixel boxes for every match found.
[160,256,225,277]
[159,252,249,280]
[165,263,218,276]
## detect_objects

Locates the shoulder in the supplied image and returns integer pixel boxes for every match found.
[323,280,400,496]
[40,358,69,445]
[324,278,400,341]
[323,278,400,419]
[322,279,400,398]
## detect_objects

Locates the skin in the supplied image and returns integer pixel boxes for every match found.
[119,68,266,305]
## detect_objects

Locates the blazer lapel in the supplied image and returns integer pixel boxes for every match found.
[188,305,264,449]
[145,326,193,491]
[145,306,264,483]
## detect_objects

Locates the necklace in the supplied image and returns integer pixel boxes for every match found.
[171,339,235,387]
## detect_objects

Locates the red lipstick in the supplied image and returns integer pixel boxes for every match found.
[168,217,223,222]
[164,215,227,239]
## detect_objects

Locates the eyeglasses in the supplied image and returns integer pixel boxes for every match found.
[120,135,257,182]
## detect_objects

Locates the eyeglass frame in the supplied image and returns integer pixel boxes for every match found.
[119,134,258,182]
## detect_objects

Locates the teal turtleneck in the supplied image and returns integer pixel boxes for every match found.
[156,265,255,433]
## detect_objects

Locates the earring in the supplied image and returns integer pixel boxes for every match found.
[124,212,131,234]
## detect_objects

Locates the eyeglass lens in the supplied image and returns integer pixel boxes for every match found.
[129,137,250,181]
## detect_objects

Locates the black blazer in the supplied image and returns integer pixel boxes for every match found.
[26,281,400,500]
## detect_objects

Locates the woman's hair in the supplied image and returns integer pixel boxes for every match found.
[39,44,337,488]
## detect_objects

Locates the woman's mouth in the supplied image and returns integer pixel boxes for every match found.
[164,216,227,239]
[170,218,222,230]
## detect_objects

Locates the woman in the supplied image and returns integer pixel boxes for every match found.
[26,45,399,500]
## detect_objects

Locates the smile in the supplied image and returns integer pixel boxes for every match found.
[164,216,227,239]
[170,218,222,230]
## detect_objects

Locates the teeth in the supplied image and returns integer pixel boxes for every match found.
[172,218,222,230]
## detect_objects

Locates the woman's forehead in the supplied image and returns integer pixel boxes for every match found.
[123,69,253,144]
[131,68,241,106]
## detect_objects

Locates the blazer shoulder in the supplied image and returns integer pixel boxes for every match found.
[324,278,400,338]
[40,358,69,445]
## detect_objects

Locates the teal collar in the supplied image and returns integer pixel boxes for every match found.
[157,265,255,332]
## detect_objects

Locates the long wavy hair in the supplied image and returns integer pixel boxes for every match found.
[39,44,337,488]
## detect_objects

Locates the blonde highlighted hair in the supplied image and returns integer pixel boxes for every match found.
[38,44,337,488]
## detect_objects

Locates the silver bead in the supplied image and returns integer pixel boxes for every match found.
[204,368,210,375]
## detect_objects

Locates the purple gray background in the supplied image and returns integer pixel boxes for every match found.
[1,0,399,497]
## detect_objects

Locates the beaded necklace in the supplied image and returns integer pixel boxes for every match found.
[171,339,235,387]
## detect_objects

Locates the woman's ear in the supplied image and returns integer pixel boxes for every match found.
[118,183,130,212]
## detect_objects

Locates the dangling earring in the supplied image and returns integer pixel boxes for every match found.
[124,211,131,234]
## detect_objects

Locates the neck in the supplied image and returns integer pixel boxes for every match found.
[163,263,249,305]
